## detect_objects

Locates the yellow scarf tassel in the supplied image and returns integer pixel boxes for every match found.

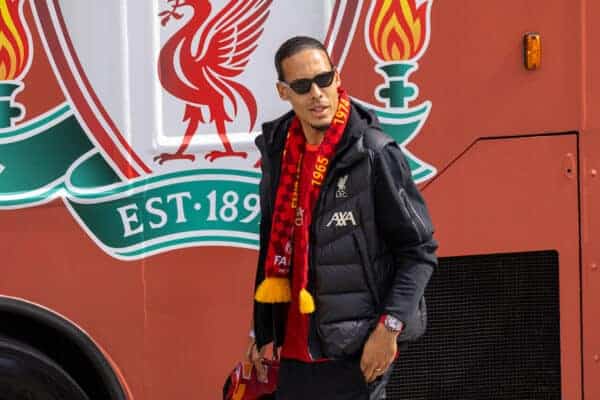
[299,288,315,314]
[254,277,291,303]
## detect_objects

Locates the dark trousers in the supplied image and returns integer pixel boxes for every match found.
[275,358,392,400]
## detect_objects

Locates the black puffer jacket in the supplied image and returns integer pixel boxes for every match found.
[253,101,438,359]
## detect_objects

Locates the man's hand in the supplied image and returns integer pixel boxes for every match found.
[360,323,399,383]
[245,337,268,382]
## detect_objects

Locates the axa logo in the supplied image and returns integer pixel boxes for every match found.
[326,211,357,228]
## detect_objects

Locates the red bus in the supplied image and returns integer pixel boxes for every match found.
[0,0,597,399]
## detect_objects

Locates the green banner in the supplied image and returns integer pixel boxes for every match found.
[65,151,261,259]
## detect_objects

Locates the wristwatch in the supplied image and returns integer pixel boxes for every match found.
[382,315,403,333]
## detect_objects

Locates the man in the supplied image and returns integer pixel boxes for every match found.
[246,36,437,399]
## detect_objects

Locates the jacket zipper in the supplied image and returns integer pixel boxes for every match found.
[405,191,428,239]
[307,195,321,360]
[306,175,334,360]
[399,188,424,243]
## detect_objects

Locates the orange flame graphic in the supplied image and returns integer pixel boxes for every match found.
[368,0,429,62]
[0,0,29,80]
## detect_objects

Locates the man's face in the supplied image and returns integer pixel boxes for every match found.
[276,49,341,133]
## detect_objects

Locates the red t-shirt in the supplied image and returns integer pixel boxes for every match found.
[280,143,325,362]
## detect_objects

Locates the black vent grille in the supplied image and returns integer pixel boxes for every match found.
[387,250,561,400]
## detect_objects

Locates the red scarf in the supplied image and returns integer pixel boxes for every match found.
[255,89,351,313]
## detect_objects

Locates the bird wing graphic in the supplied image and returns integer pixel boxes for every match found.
[195,0,272,129]
[197,0,272,78]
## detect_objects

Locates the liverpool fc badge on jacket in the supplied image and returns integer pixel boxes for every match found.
[336,175,349,198]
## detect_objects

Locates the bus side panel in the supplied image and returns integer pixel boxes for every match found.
[582,0,600,398]
[424,134,580,400]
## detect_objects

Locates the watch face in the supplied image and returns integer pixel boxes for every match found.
[385,316,403,332]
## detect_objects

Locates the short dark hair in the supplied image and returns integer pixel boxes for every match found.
[274,36,333,82]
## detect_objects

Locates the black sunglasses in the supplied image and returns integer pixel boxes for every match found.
[280,70,336,94]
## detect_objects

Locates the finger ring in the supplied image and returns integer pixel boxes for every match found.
[375,368,382,372]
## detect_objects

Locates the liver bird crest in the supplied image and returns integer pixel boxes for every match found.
[155,0,272,164]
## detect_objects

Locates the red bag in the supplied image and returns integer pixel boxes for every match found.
[222,359,279,400]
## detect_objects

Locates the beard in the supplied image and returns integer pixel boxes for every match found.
[310,123,330,132]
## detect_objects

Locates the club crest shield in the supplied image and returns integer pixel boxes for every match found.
[0,0,436,260]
